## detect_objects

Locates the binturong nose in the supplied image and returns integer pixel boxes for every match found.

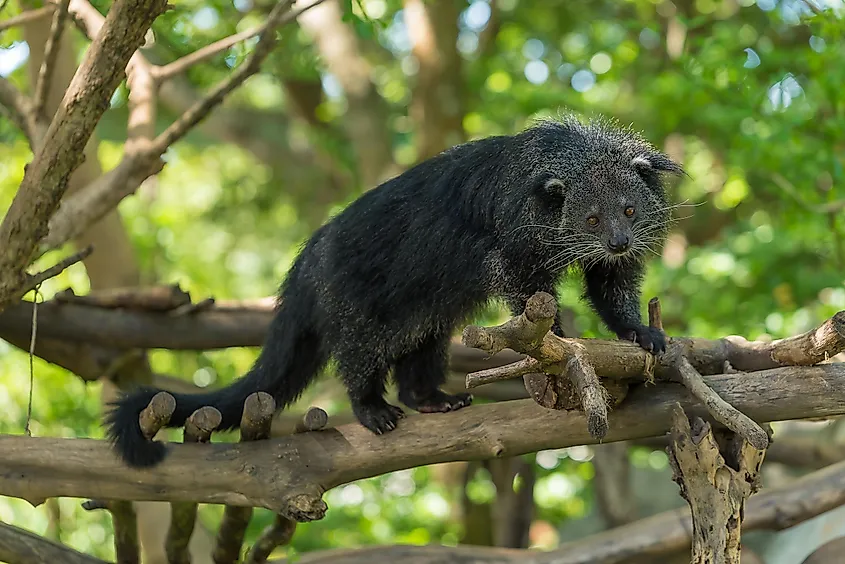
[608,233,630,254]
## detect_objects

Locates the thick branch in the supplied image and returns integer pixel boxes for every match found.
[268,455,845,564]
[2,364,845,514]
[466,305,845,387]
[0,0,168,311]
[0,521,107,564]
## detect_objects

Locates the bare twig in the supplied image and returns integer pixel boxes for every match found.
[771,173,845,214]
[33,0,71,117]
[0,6,54,33]
[671,355,769,450]
[0,0,169,312]
[0,76,43,146]
[295,407,329,433]
[154,24,265,81]
[17,245,93,299]
[149,0,318,154]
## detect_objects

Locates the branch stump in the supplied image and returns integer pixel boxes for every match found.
[668,404,766,564]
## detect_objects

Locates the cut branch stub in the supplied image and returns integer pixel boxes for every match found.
[213,392,276,564]
[295,407,329,433]
[462,291,557,356]
[139,391,176,439]
[168,406,223,564]
[184,406,223,443]
[668,404,766,564]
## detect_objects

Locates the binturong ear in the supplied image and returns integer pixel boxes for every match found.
[632,153,686,177]
[536,177,567,201]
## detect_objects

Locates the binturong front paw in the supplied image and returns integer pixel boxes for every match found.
[617,324,666,354]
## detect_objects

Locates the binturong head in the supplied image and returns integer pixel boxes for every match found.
[513,115,686,272]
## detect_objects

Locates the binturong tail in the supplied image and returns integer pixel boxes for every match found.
[105,290,322,468]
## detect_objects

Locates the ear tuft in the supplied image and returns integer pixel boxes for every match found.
[543,178,567,193]
[631,155,652,169]
[632,154,685,176]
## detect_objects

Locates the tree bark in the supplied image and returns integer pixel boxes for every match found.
[2,364,845,514]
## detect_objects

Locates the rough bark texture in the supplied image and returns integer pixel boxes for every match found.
[268,455,845,564]
[0,0,168,311]
[2,364,845,515]
[667,405,765,564]
[0,521,107,564]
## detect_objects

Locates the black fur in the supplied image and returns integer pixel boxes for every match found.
[106,115,683,467]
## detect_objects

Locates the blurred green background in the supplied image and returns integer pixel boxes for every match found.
[1,0,844,562]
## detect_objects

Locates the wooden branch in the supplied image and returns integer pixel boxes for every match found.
[2,364,845,514]
[0,6,54,32]
[15,245,93,299]
[167,407,222,564]
[149,0,323,155]
[37,0,328,257]
[0,520,108,564]
[667,405,765,563]
[0,76,45,146]
[566,352,609,439]
[465,293,844,446]
[0,0,168,312]
[32,0,70,117]
[259,454,845,563]
[670,355,768,449]
[213,393,277,564]
[465,300,845,386]
[244,515,296,564]
[154,25,265,81]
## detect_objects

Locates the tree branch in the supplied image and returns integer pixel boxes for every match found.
[37,0,329,256]
[0,0,169,311]
[153,24,265,82]
[0,6,54,33]
[2,364,845,514]
[32,0,70,118]
[0,521,107,564]
[264,455,845,563]
[0,76,45,147]
[15,245,93,299]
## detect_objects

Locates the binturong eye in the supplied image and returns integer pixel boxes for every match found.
[624,206,635,218]
[586,216,599,227]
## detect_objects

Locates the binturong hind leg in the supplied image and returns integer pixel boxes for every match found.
[335,349,405,435]
[395,334,472,414]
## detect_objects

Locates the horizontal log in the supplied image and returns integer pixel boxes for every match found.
[2,364,845,516]
[271,456,845,564]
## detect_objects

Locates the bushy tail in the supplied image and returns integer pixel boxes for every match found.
[105,294,322,468]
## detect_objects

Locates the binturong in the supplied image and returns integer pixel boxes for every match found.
[106,114,685,468]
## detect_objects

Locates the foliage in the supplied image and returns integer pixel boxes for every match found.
[1,0,844,559]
